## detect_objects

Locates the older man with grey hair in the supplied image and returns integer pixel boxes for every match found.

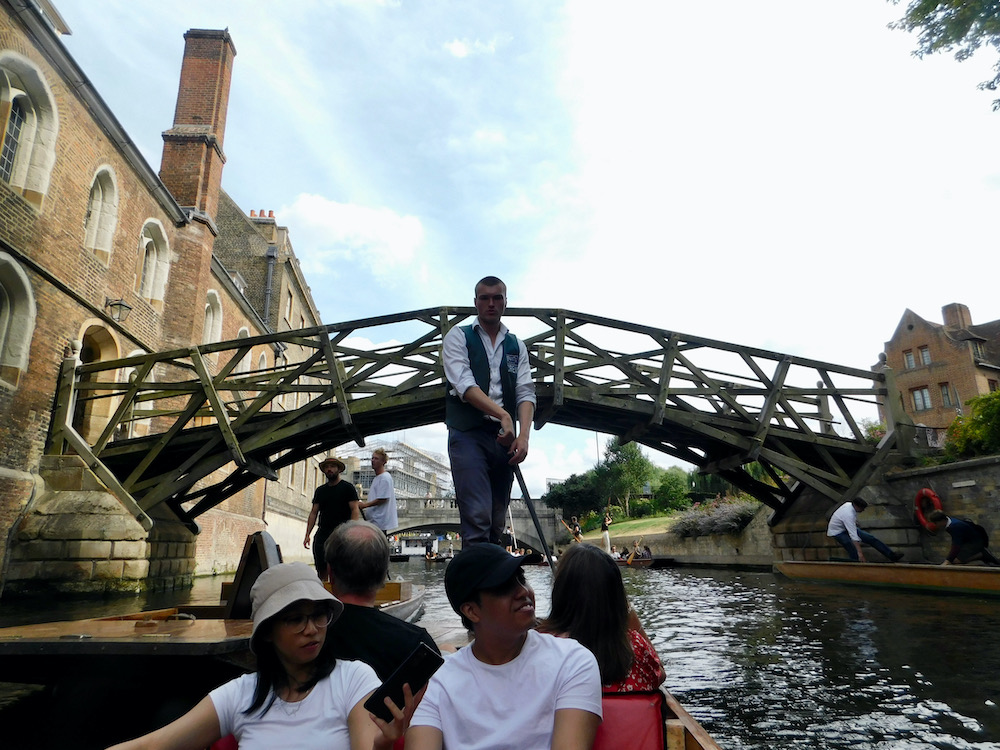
[323,520,439,679]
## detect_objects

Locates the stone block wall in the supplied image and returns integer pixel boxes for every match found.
[192,506,265,577]
[607,506,775,568]
[4,455,196,596]
[771,456,1000,563]
[874,456,1000,564]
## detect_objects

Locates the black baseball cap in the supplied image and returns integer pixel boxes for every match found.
[445,544,540,614]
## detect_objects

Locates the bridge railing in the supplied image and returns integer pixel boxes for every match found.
[49,307,901,525]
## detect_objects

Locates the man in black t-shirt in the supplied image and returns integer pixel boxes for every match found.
[324,520,441,678]
[304,457,360,580]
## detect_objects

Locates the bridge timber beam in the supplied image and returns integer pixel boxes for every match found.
[54,307,910,528]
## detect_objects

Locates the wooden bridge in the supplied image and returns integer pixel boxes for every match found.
[48,307,912,533]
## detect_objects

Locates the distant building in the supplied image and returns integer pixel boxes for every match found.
[877,303,1000,445]
[338,440,454,502]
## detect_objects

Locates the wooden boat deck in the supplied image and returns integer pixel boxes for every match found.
[774,560,1000,596]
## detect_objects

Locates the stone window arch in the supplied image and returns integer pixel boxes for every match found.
[0,251,35,388]
[83,167,118,263]
[202,290,223,345]
[0,53,58,206]
[72,325,121,443]
[136,220,169,311]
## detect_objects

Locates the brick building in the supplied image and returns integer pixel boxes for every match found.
[0,1,323,595]
[877,303,1000,444]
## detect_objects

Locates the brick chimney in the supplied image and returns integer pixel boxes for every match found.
[159,29,237,223]
[942,303,972,329]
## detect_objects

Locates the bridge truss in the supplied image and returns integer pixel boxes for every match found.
[49,307,907,531]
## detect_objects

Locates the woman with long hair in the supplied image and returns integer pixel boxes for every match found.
[538,544,665,692]
[107,562,416,750]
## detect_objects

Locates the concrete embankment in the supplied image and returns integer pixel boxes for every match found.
[607,507,775,569]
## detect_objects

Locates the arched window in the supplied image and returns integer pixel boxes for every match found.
[83,168,118,263]
[0,97,24,182]
[136,220,170,311]
[0,251,36,388]
[202,290,223,345]
[0,53,58,206]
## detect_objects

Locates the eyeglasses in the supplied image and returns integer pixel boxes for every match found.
[277,609,335,633]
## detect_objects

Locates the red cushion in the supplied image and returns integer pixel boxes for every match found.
[593,691,664,750]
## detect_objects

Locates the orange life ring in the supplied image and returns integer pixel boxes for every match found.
[914,488,943,531]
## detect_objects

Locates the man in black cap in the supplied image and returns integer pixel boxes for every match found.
[826,497,904,562]
[406,544,602,750]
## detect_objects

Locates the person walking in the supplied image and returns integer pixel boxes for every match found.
[304,458,361,580]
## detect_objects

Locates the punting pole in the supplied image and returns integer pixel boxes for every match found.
[513,465,556,581]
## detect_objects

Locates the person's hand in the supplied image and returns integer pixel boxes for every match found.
[496,413,516,447]
[508,434,529,465]
[857,553,866,563]
[371,683,426,748]
[303,536,311,549]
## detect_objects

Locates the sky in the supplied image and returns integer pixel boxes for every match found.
[51,0,1000,497]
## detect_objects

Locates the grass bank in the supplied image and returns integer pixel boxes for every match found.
[579,515,675,541]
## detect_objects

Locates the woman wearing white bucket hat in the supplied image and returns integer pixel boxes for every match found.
[107,562,418,750]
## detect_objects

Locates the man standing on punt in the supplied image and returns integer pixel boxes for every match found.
[443,276,535,546]
[826,497,904,563]
[304,457,361,579]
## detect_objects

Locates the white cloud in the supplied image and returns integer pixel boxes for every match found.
[443,37,505,58]
[280,194,425,278]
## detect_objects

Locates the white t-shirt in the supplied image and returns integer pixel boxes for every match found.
[411,630,602,750]
[366,471,397,531]
[827,501,860,541]
[210,660,380,750]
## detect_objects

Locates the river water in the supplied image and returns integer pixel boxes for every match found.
[2,561,999,749]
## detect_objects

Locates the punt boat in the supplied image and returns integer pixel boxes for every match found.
[774,559,1000,597]
[0,532,721,750]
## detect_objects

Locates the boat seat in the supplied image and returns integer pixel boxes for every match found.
[594,689,667,750]
[209,692,669,750]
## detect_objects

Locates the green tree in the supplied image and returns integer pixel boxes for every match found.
[890,1,1000,109]
[595,437,653,516]
[653,466,691,512]
[944,389,1000,459]
[541,469,602,520]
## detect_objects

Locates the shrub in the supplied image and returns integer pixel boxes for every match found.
[580,509,600,533]
[630,498,654,518]
[860,418,887,446]
[944,390,1000,460]
[670,496,761,538]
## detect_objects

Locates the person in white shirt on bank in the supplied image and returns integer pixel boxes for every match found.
[826,498,904,563]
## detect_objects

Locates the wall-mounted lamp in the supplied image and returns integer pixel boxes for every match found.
[104,297,133,323]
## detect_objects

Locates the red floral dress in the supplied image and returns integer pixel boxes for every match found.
[604,629,665,692]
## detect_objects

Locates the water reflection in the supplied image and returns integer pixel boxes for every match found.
[2,560,999,749]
